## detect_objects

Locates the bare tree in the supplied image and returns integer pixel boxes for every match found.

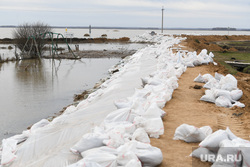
[13,22,52,59]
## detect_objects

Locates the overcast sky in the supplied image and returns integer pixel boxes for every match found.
[0,0,249,28]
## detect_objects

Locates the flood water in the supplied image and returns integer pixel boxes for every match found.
[0,58,120,140]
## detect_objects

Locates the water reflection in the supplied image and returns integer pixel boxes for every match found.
[15,59,48,87]
[0,58,120,140]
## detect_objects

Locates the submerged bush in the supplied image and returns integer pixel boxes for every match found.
[13,22,52,58]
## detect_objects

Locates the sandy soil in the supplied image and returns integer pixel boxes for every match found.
[151,36,250,167]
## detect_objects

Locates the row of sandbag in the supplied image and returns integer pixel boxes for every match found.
[0,35,181,166]
[67,58,188,166]
[177,49,215,68]
[195,72,245,108]
[173,124,250,166]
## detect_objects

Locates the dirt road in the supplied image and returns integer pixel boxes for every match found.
[151,64,250,167]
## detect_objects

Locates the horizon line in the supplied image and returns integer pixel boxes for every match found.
[0,25,249,31]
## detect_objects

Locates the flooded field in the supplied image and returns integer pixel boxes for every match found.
[0,58,120,140]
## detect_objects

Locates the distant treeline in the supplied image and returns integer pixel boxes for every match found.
[0,25,249,31]
[212,27,237,31]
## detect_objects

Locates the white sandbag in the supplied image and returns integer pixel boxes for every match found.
[70,132,108,154]
[199,130,229,152]
[7,130,29,144]
[1,139,18,166]
[104,108,135,123]
[194,74,205,83]
[148,92,171,109]
[117,141,162,167]
[83,152,117,167]
[185,61,195,68]
[200,90,216,103]
[136,142,163,167]
[147,78,163,86]
[199,49,208,57]
[231,137,250,147]
[214,72,224,81]
[117,151,139,166]
[232,101,245,108]
[193,59,202,66]
[199,126,213,137]
[215,96,232,108]
[133,116,164,138]
[225,127,237,140]
[212,139,242,167]
[114,98,131,109]
[202,74,214,83]
[213,89,234,102]
[131,88,151,99]
[190,147,217,163]
[30,119,50,132]
[203,78,219,89]
[125,159,142,167]
[103,128,126,148]
[241,147,250,167]
[166,76,179,90]
[81,146,118,158]
[143,102,166,118]
[173,124,212,143]
[68,159,102,167]
[176,67,184,78]
[103,121,136,135]
[132,128,150,144]
[230,90,243,101]
[209,52,215,58]
[219,74,238,91]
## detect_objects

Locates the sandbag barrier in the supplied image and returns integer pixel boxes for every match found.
[174,124,250,166]
[195,72,245,108]
[0,34,215,167]
[66,41,215,166]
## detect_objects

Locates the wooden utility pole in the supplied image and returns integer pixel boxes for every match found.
[161,6,164,33]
